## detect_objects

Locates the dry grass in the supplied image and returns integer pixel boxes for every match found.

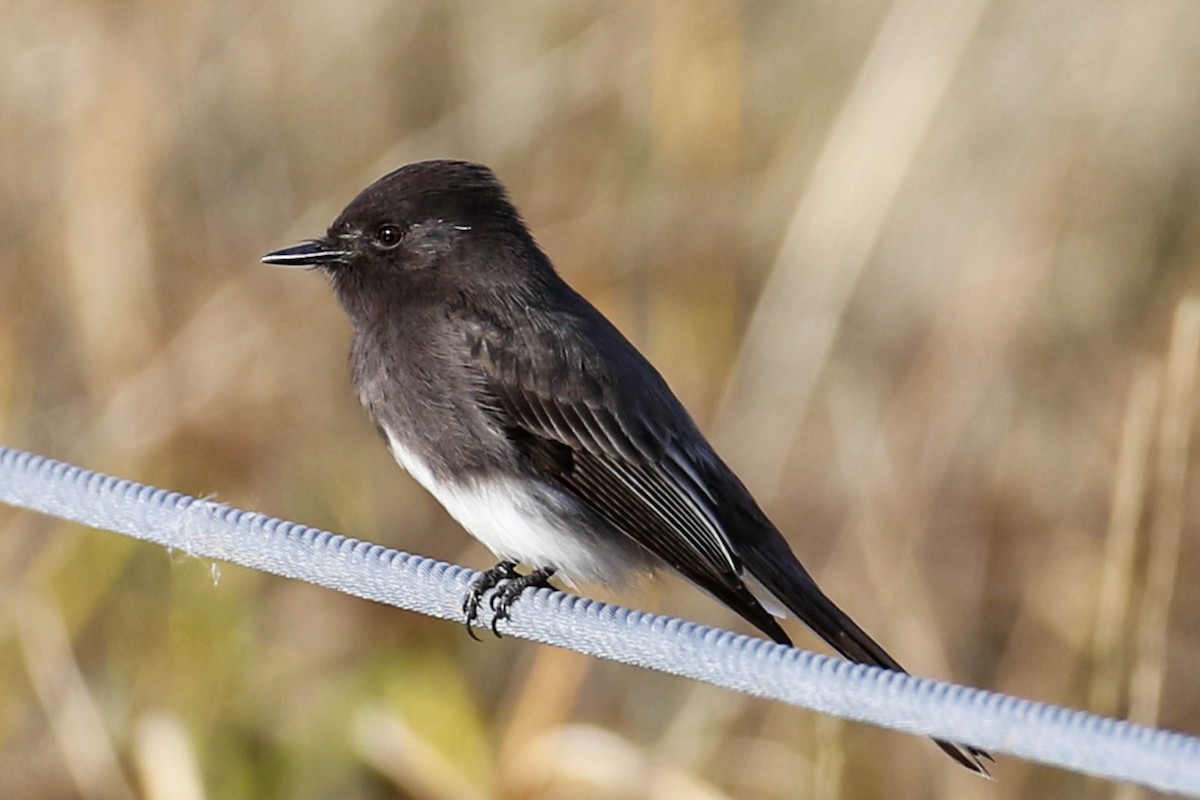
[2,1,1199,798]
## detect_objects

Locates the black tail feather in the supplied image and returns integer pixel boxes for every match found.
[747,554,992,776]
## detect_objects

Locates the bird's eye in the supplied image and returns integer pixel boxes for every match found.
[375,225,404,249]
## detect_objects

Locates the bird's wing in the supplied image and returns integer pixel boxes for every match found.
[464,315,790,643]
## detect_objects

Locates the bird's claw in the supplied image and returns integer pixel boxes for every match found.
[463,561,518,640]
[462,562,555,639]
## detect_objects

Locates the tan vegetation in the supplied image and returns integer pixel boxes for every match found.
[1,1,1198,798]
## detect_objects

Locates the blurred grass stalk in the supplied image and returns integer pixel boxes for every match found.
[1113,301,1200,800]
[1089,363,1159,716]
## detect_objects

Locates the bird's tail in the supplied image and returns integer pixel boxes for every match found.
[748,553,993,776]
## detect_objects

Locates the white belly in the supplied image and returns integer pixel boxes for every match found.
[383,429,644,584]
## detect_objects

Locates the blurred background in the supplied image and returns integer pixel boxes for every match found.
[1,1,1199,798]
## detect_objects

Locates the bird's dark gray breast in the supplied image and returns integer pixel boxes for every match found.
[349,309,514,481]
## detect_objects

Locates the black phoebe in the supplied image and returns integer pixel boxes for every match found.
[262,159,990,774]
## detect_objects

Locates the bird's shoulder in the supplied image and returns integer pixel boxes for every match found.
[449,287,688,462]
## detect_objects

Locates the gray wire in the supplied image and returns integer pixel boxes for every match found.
[1,445,1197,795]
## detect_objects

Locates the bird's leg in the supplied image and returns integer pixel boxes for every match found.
[488,566,556,636]
[463,560,519,640]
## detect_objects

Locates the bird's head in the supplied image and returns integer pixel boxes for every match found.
[262,160,540,309]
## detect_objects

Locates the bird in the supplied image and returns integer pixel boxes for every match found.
[261,159,991,774]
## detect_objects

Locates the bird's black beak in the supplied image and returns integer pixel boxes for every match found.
[261,239,349,268]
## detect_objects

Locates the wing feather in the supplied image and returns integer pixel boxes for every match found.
[466,320,784,640]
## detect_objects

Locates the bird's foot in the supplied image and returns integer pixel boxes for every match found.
[487,566,556,636]
[463,561,519,640]
[462,561,556,639]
